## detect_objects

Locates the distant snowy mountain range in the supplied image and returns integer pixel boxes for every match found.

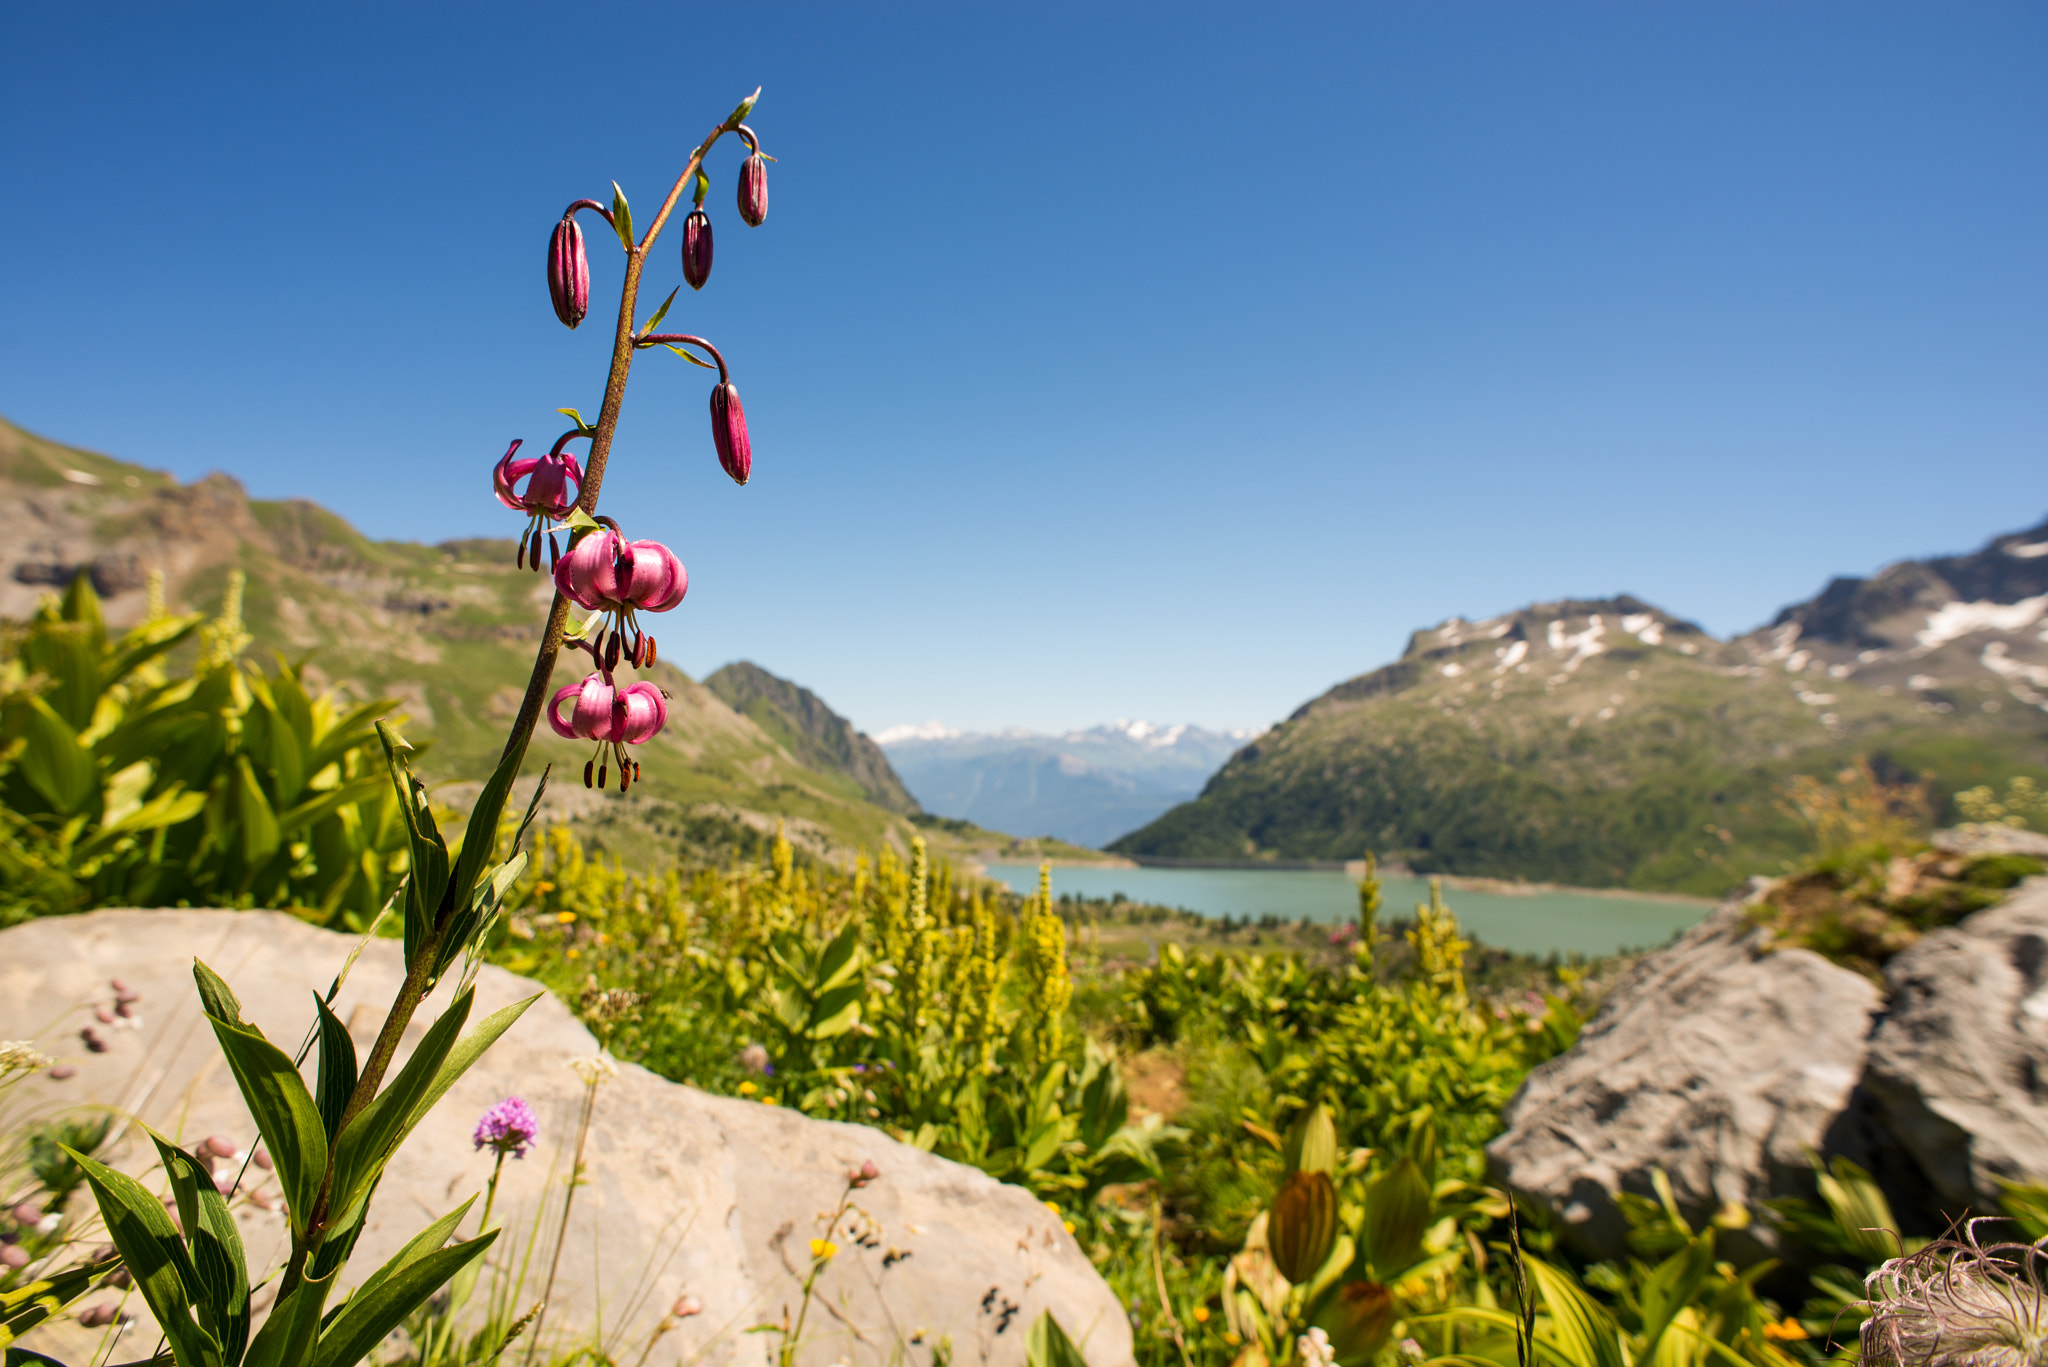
[876,720,1264,848]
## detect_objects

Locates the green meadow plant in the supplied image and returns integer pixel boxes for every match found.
[2,84,781,1367]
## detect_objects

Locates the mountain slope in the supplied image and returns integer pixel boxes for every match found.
[880,722,1258,848]
[702,661,920,815]
[0,415,923,858]
[1112,523,2048,893]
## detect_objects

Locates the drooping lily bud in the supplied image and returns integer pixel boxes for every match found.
[548,217,590,328]
[682,209,714,290]
[711,382,751,485]
[737,155,768,227]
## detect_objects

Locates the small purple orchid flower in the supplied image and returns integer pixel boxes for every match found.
[473,1097,540,1159]
[495,436,587,571]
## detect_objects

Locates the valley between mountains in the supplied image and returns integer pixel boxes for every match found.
[7,412,2044,895]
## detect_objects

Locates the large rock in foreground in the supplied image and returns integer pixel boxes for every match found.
[0,910,1132,1367]
[1486,896,1881,1262]
[1863,879,2048,1210]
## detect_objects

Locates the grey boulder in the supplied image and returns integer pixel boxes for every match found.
[1861,878,2048,1211]
[0,909,1132,1367]
[1486,896,1882,1262]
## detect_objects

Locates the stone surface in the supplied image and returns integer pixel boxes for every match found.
[0,910,1132,1367]
[1485,896,1882,1262]
[1931,826,2048,859]
[1862,878,2048,1210]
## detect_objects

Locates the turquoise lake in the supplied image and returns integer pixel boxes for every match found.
[978,863,1710,957]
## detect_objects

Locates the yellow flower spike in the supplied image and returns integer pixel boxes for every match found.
[809,1239,837,1262]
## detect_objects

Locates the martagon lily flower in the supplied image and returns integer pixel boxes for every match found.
[550,672,669,791]
[553,522,686,670]
[494,435,586,570]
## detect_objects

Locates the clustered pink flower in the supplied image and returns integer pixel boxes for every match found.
[474,1096,541,1159]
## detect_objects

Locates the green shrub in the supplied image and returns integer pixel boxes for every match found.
[0,571,404,926]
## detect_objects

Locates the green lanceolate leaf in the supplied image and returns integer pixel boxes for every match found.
[0,1252,121,1348]
[66,1148,222,1367]
[1024,1311,1088,1367]
[193,959,245,1025]
[313,1230,495,1367]
[145,1129,250,1367]
[638,286,678,339]
[1526,1255,1627,1367]
[327,990,474,1216]
[204,1015,328,1238]
[410,994,540,1136]
[610,181,634,250]
[1362,1157,1431,1278]
[554,408,593,434]
[240,1265,335,1367]
[724,86,761,129]
[345,1197,475,1309]
[314,995,359,1142]
[377,723,448,964]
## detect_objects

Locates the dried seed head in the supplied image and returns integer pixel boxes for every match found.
[548,217,590,328]
[682,209,713,290]
[1863,1225,2048,1367]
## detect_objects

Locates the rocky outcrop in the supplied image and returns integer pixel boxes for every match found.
[1485,896,1881,1262]
[1861,879,2048,1211]
[0,910,1131,1367]
[1491,866,2048,1262]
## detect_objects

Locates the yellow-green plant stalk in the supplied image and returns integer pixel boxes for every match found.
[1409,879,1469,1001]
[1020,864,1073,1067]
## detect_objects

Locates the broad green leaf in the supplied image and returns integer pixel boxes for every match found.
[232,755,282,867]
[104,613,204,689]
[277,777,386,841]
[68,1148,222,1367]
[13,696,96,816]
[205,1016,328,1237]
[609,181,634,250]
[313,1232,494,1367]
[1527,1255,1627,1367]
[1024,1311,1088,1367]
[328,991,475,1215]
[145,1129,249,1367]
[314,995,359,1142]
[1636,1236,1715,1367]
[1363,1157,1431,1278]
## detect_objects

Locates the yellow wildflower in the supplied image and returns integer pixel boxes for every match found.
[809,1239,837,1262]
[1192,1307,1210,1324]
[557,911,577,924]
[737,1081,757,1095]
[1763,1319,1808,1342]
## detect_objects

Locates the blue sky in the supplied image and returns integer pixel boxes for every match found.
[4,2,2043,734]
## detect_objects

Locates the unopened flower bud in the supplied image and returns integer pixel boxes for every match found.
[548,217,590,328]
[737,155,768,227]
[710,382,750,485]
[682,209,713,291]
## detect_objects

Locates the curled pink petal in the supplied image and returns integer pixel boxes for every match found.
[618,682,669,743]
[620,540,687,612]
[553,529,627,611]
[547,682,585,738]
[493,440,535,511]
[571,673,618,740]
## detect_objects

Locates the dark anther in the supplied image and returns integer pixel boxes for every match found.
[531,528,546,572]
[547,532,560,570]
[583,760,594,789]
[598,763,608,789]
[604,631,621,671]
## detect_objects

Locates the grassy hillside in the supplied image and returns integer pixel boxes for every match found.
[0,415,930,862]
[1113,584,2048,894]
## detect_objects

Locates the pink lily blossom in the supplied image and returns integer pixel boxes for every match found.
[548,672,669,790]
[553,527,687,615]
[494,436,586,570]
